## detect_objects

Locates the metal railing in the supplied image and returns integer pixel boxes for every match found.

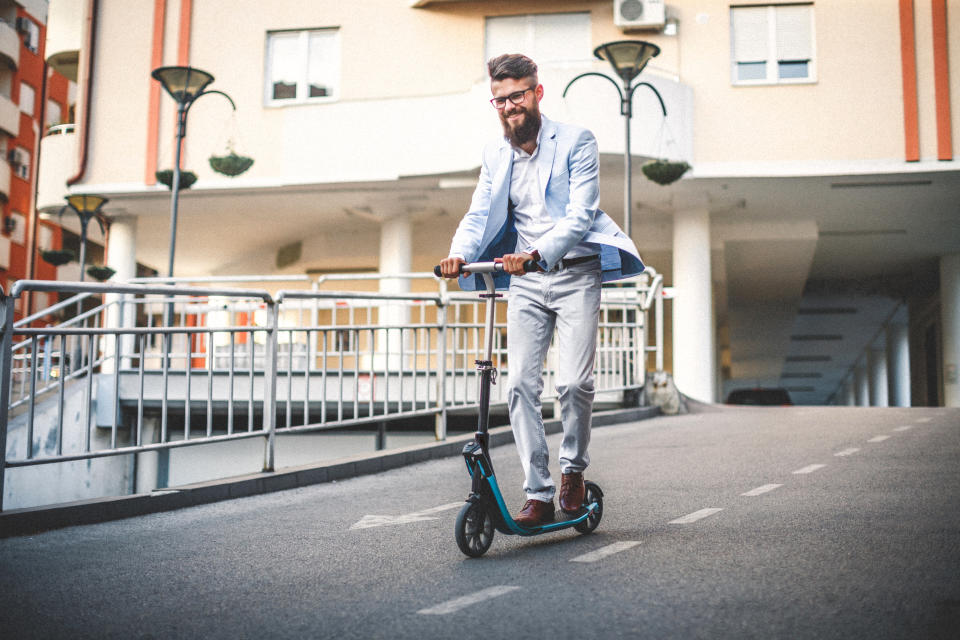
[0,270,663,509]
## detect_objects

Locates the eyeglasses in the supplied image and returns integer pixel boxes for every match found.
[490,87,535,109]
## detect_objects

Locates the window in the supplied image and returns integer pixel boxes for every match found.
[11,146,30,180]
[8,211,25,244]
[731,4,815,84]
[20,17,39,54]
[265,29,339,105]
[45,99,62,127]
[19,82,34,116]
[484,13,591,69]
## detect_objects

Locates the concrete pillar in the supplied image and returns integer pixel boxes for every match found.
[672,207,715,402]
[377,214,412,370]
[102,216,138,373]
[867,347,888,407]
[854,363,869,406]
[843,379,856,406]
[886,322,911,407]
[941,254,960,407]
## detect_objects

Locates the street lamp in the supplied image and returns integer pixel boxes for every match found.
[151,66,236,278]
[563,40,667,240]
[62,193,109,282]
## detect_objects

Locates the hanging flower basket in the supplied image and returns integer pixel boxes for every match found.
[155,170,198,190]
[641,160,691,186]
[86,264,116,282]
[209,151,254,177]
[41,248,75,266]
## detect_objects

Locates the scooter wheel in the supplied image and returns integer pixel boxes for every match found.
[574,481,603,534]
[455,501,494,557]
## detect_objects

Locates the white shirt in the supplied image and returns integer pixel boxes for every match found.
[510,128,596,260]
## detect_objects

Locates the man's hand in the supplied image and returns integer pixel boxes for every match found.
[439,256,466,279]
[501,252,536,276]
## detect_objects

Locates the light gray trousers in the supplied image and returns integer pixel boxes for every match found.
[505,257,601,502]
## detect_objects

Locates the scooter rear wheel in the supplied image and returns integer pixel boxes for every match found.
[574,481,603,534]
[455,501,495,557]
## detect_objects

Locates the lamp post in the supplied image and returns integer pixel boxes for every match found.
[563,40,666,240]
[151,66,236,278]
[62,193,109,282]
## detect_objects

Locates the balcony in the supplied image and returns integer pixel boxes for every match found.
[0,155,10,202]
[0,92,17,137]
[36,125,77,212]
[0,20,18,71]
[45,0,83,80]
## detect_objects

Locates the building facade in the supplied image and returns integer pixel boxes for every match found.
[34,0,960,406]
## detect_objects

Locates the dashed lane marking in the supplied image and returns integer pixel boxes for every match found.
[669,508,723,524]
[350,502,462,530]
[741,484,783,497]
[793,464,827,474]
[893,426,913,432]
[570,541,642,563]
[418,586,521,615]
[868,435,891,443]
[834,448,860,457]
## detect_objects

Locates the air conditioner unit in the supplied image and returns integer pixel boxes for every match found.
[7,149,20,166]
[614,0,666,30]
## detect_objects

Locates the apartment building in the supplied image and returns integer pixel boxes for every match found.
[0,0,71,319]
[33,0,960,406]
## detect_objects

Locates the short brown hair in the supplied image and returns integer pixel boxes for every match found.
[487,53,538,83]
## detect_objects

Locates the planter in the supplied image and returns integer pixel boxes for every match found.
[86,265,116,282]
[641,160,691,186]
[209,151,254,177]
[41,248,75,266]
[155,170,197,190]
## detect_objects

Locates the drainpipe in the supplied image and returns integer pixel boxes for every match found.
[66,0,98,186]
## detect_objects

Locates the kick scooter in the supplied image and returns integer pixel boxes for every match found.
[434,260,604,557]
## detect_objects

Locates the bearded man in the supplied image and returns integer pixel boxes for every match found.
[439,54,644,526]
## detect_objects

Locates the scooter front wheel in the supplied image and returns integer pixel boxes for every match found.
[574,481,603,534]
[455,501,494,557]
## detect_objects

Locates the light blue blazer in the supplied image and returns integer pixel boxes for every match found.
[449,115,644,291]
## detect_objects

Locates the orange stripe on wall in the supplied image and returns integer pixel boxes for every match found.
[932,0,953,161]
[144,0,166,185]
[899,0,920,162]
[177,0,192,66]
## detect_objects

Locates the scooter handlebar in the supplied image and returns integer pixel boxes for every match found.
[433,260,538,277]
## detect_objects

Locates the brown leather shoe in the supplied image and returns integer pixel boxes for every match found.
[514,499,555,526]
[559,472,585,514]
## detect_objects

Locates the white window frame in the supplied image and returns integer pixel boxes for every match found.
[264,28,340,107]
[484,12,592,72]
[12,146,30,180]
[20,81,35,115]
[730,4,817,86]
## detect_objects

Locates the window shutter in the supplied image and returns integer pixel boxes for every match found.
[484,15,530,64]
[732,6,769,63]
[776,5,812,61]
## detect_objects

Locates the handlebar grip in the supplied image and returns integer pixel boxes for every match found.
[433,265,443,277]
[522,260,539,273]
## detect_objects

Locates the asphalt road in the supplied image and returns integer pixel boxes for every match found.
[1,404,958,639]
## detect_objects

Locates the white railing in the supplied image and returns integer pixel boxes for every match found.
[0,270,663,509]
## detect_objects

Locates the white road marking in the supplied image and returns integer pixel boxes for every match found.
[418,586,521,615]
[741,484,783,497]
[669,508,723,524]
[570,541,642,563]
[834,448,860,457]
[868,435,891,443]
[793,464,826,474]
[350,502,462,530]
[893,426,913,432]
[917,417,932,423]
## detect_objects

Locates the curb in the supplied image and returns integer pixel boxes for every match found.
[0,406,660,538]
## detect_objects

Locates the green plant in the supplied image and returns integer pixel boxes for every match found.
[209,151,254,177]
[86,264,116,281]
[155,170,198,190]
[641,160,691,186]
[41,248,75,266]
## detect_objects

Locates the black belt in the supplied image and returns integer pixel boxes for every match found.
[546,254,599,271]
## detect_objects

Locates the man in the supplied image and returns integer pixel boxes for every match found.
[439,54,643,526]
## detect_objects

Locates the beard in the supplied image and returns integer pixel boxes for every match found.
[500,107,541,149]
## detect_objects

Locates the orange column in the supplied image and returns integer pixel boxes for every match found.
[144,0,165,185]
[931,0,953,160]
[899,0,920,162]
